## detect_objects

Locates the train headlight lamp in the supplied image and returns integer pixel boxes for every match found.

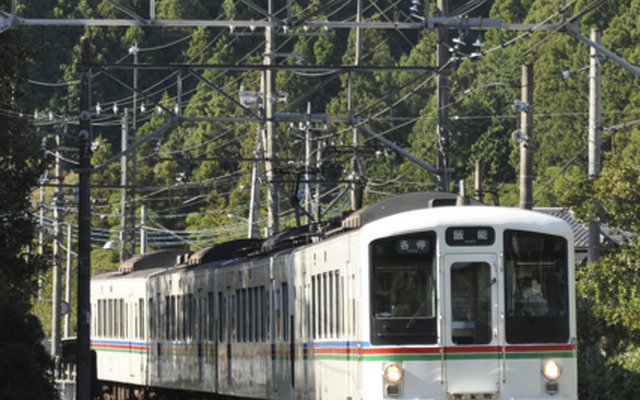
[384,363,403,383]
[542,359,562,381]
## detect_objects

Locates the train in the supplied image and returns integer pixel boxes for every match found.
[90,191,578,400]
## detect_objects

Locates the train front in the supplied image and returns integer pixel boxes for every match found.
[363,206,577,400]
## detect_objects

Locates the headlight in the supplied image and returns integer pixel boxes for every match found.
[384,363,403,383]
[542,359,562,381]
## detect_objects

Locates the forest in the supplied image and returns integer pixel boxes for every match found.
[2,0,640,398]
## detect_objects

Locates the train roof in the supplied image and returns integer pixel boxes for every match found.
[103,192,573,275]
[365,203,574,237]
[341,191,483,229]
[118,249,189,273]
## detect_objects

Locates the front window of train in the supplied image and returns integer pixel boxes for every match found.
[370,232,437,345]
[504,230,570,343]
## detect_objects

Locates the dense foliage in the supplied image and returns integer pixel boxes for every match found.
[0,3,58,398]
[9,0,640,398]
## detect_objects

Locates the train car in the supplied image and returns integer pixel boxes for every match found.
[91,192,577,400]
[90,249,187,399]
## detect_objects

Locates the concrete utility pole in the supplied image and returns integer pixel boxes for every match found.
[64,223,72,338]
[588,27,602,263]
[51,128,63,366]
[76,35,93,400]
[264,1,279,236]
[436,0,451,192]
[248,131,262,239]
[474,158,484,202]
[304,103,313,225]
[120,108,130,262]
[140,205,147,254]
[519,62,534,210]
[350,0,364,211]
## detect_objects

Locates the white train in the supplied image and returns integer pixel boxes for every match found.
[91,192,577,400]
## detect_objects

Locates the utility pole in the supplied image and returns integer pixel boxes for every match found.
[120,108,130,262]
[264,0,279,236]
[474,158,484,202]
[51,127,62,368]
[140,205,147,254]
[519,62,534,209]
[588,27,601,263]
[77,35,93,400]
[248,127,262,239]
[304,103,312,225]
[350,0,364,211]
[64,222,72,338]
[436,0,450,192]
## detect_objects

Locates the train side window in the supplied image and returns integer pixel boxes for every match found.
[336,271,342,337]
[208,291,214,342]
[239,289,243,342]
[122,299,126,338]
[231,292,236,342]
[165,296,170,340]
[265,285,271,342]
[275,286,281,340]
[282,282,289,341]
[96,300,101,337]
[311,276,317,339]
[322,274,328,338]
[115,299,119,337]
[98,300,102,337]
[254,287,260,342]
[156,293,161,341]
[254,287,259,342]
[134,300,138,339]
[329,271,334,338]
[139,299,143,339]
[107,299,112,337]
[218,291,226,342]
[171,295,177,340]
[258,286,263,342]
[111,299,115,338]
[260,286,266,342]
[148,298,154,340]
[184,294,189,341]
[249,287,255,342]
[181,295,185,341]
[176,296,181,340]
[183,294,189,340]
[183,294,188,341]
[188,293,194,341]
[316,275,323,338]
[105,299,110,337]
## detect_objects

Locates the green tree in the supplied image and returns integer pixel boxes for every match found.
[0,14,58,400]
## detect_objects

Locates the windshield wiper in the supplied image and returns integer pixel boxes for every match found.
[406,298,430,329]
[483,277,497,291]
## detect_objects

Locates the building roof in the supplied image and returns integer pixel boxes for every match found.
[534,207,621,262]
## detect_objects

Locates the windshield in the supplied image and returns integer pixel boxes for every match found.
[370,232,437,345]
[504,230,570,343]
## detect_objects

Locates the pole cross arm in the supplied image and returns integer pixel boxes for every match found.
[105,0,149,24]
[92,119,178,173]
[0,11,12,33]
[353,118,441,174]
[564,23,640,78]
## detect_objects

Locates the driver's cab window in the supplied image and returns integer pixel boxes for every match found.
[450,262,492,345]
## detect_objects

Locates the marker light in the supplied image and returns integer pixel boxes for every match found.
[384,363,403,383]
[542,360,562,381]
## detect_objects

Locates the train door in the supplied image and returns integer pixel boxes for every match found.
[444,254,500,397]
